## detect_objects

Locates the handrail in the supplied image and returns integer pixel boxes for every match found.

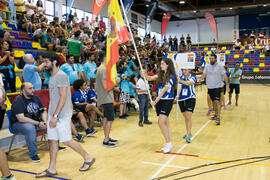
[0,8,23,15]
[6,92,21,96]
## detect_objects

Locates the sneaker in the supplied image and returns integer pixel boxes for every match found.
[1,174,16,180]
[124,114,129,117]
[206,109,212,116]
[211,115,217,120]
[227,102,231,105]
[58,146,67,151]
[161,142,172,153]
[183,134,187,139]
[86,128,97,137]
[216,118,220,125]
[144,121,152,125]
[103,141,117,148]
[76,134,84,142]
[223,104,227,109]
[30,155,40,163]
[138,122,143,127]
[185,134,192,143]
[235,103,238,106]
[109,138,119,144]
[119,115,127,120]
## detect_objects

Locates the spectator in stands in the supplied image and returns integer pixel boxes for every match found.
[35,0,45,18]
[59,47,67,66]
[186,34,192,51]
[60,54,78,85]
[0,16,4,39]
[73,12,79,24]
[80,27,90,42]
[119,73,130,120]
[99,18,106,31]
[74,56,85,80]
[23,54,45,90]
[14,0,25,20]
[234,39,241,50]
[68,30,83,57]
[72,79,104,135]
[92,17,99,30]
[25,0,36,16]
[249,30,256,46]
[173,36,178,51]
[180,34,185,49]
[0,40,15,92]
[11,82,47,162]
[0,148,16,180]
[0,73,6,129]
[84,16,91,29]
[83,53,96,82]
[0,0,9,20]
[41,28,54,51]
[17,11,33,34]
[33,23,47,44]
[258,32,264,39]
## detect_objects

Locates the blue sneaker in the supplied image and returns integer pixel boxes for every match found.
[109,138,118,144]
[76,134,84,142]
[185,134,192,143]
[30,155,40,163]
[86,128,97,137]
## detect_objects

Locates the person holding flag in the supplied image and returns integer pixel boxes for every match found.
[175,69,197,143]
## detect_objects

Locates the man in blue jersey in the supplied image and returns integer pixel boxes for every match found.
[60,54,78,85]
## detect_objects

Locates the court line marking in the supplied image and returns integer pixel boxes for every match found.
[150,120,211,179]
[155,151,199,157]
[10,168,71,180]
[142,161,189,169]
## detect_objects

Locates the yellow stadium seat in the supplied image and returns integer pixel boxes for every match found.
[5,97,11,111]
[253,68,259,72]
[225,50,230,54]
[221,46,226,50]
[241,46,245,50]
[228,68,231,72]
[2,23,12,30]
[204,47,208,51]
[240,63,243,68]
[234,54,239,58]
[244,50,250,54]
[32,42,47,51]
[260,54,265,58]
[243,58,249,63]
[206,51,211,55]
[16,76,22,89]
[14,63,23,73]
[255,45,260,49]
[259,63,265,67]
[14,50,25,58]
[10,36,15,39]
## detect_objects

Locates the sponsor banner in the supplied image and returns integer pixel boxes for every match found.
[240,72,270,84]
[175,53,196,70]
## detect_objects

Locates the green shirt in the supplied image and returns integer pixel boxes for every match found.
[67,38,82,56]
[230,68,242,84]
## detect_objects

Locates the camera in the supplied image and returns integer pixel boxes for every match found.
[32,107,47,122]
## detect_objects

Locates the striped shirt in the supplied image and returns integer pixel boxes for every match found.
[178,74,196,101]
[156,75,176,100]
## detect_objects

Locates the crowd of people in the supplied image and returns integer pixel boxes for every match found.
[0,2,246,179]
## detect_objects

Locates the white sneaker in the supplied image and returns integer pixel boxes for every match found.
[162,142,172,153]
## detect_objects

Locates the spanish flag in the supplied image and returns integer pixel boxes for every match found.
[106,0,131,91]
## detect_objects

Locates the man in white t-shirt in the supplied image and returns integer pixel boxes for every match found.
[24,0,36,16]
[84,16,91,29]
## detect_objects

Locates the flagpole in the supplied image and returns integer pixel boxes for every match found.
[172,55,180,120]
[119,0,155,110]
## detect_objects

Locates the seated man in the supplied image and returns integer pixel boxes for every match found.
[10,82,47,162]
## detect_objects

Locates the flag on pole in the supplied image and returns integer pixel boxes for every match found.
[161,12,172,39]
[123,0,133,13]
[92,0,107,24]
[106,0,131,91]
[205,12,218,38]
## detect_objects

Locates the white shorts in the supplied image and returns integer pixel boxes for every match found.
[47,115,72,143]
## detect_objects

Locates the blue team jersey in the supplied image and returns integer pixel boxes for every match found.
[157,75,176,100]
[83,61,96,80]
[128,82,136,97]
[199,56,206,67]
[120,80,130,93]
[73,63,84,72]
[60,63,78,85]
[72,90,87,106]
[178,74,196,101]
[87,88,97,105]
[223,70,230,86]
[126,61,137,77]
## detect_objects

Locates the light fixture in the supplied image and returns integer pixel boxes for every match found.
[229,7,233,9]
[146,4,149,7]
[179,1,185,4]
[193,10,197,13]
[263,4,267,7]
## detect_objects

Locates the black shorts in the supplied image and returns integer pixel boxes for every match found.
[102,103,114,121]
[71,108,81,121]
[221,85,226,95]
[229,84,240,94]
[74,104,87,114]
[178,98,196,113]
[156,99,174,117]
[208,88,222,102]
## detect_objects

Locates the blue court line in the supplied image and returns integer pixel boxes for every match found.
[10,168,71,180]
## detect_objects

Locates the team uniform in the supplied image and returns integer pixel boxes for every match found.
[87,88,98,106]
[178,74,197,113]
[155,75,176,116]
[72,90,88,113]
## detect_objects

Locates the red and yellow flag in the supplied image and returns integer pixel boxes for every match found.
[106,0,131,91]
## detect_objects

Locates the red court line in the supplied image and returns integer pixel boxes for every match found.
[155,151,199,157]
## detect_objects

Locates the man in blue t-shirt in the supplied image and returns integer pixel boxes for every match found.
[23,54,46,90]
[60,54,78,85]
[83,53,96,81]
[228,63,242,106]
[41,28,54,51]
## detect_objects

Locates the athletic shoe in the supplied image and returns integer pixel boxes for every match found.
[103,141,117,148]
[30,155,40,163]
[183,134,187,139]
[211,115,217,120]
[161,142,173,153]
[76,134,84,142]
[235,103,238,106]
[227,102,231,105]
[58,146,67,151]
[124,114,129,117]
[223,104,227,109]
[216,118,220,125]
[109,138,119,144]
[206,110,212,116]
[119,115,127,120]
[1,174,16,180]
[138,122,143,127]
[86,128,97,137]
[144,121,152,125]
[185,136,191,143]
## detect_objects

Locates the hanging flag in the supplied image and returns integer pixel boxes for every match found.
[123,0,133,13]
[92,0,107,24]
[161,12,172,39]
[205,12,218,38]
[106,0,131,91]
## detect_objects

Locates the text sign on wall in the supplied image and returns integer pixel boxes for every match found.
[175,53,196,69]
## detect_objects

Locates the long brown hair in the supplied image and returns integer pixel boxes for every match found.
[157,58,177,90]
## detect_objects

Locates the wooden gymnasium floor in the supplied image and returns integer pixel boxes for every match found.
[6,84,270,180]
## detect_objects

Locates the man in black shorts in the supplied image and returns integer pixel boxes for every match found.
[199,54,229,125]
[228,63,242,106]
[96,51,118,147]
